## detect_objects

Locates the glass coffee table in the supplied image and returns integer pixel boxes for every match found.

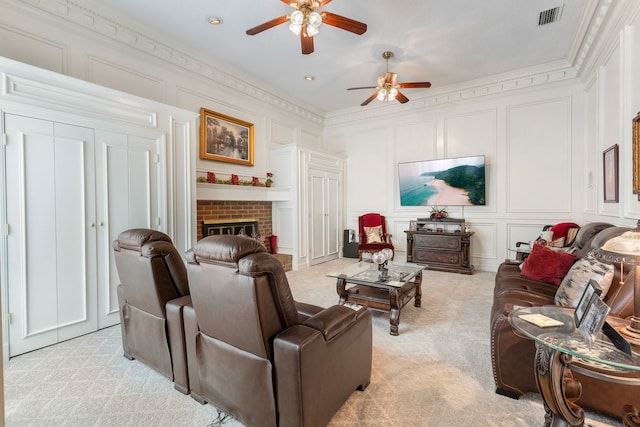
[327,262,424,336]
[509,306,640,427]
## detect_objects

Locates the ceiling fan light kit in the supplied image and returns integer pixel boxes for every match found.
[348,51,432,106]
[246,0,367,55]
[246,3,429,106]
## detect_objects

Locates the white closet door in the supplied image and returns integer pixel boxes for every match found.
[308,168,340,265]
[325,171,341,259]
[308,169,327,264]
[5,115,97,356]
[94,130,162,328]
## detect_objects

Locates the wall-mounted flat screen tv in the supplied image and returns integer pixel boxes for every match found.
[398,155,486,206]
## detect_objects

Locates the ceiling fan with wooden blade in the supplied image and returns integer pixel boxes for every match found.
[246,0,367,55]
[347,51,431,106]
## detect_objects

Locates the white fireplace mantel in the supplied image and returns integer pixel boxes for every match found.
[196,183,291,202]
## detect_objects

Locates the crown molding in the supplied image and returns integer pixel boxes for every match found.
[17,0,623,127]
[17,0,325,125]
[324,63,579,126]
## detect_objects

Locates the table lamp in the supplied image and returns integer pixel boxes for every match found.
[597,220,640,344]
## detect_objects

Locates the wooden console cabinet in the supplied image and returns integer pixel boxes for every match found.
[405,228,474,275]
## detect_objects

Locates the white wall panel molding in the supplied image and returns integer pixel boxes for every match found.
[443,109,498,214]
[0,23,67,73]
[270,121,296,145]
[15,0,324,125]
[168,116,195,253]
[505,97,573,213]
[87,55,166,102]
[468,221,497,262]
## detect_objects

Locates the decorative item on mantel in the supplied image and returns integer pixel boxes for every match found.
[429,206,448,221]
[196,172,274,187]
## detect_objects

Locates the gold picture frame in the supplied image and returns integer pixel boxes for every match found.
[634,112,640,196]
[200,108,254,166]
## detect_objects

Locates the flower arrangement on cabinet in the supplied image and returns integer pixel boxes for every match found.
[429,206,448,221]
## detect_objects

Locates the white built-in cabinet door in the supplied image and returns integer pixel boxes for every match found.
[4,115,163,356]
[308,168,340,265]
[94,130,162,329]
[5,114,98,356]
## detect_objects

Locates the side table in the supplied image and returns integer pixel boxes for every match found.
[509,306,640,427]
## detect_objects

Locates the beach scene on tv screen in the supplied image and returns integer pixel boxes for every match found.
[398,156,486,206]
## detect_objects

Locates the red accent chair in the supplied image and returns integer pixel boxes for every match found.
[358,213,394,261]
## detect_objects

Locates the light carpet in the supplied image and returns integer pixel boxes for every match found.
[5,257,620,426]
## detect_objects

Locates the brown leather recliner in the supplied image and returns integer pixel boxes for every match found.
[491,223,640,420]
[183,235,372,427]
[113,228,191,393]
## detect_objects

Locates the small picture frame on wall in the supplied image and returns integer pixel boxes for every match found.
[200,108,254,166]
[603,144,619,203]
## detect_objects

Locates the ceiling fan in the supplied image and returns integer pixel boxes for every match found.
[246,0,367,55]
[347,51,432,106]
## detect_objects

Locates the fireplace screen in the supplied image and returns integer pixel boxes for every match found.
[202,219,260,239]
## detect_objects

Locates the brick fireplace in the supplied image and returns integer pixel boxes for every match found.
[196,199,292,271]
[197,200,272,245]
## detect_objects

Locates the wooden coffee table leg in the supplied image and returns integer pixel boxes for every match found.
[336,276,347,305]
[414,272,422,308]
[389,288,400,336]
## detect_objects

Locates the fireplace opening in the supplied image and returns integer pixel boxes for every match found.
[202,218,260,240]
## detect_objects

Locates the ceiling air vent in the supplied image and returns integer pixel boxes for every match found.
[538,6,563,26]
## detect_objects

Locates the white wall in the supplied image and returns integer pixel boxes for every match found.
[0,0,324,213]
[581,2,640,225]
[322,1,640,272]
[324,82,585,272]
[2,0,640,273]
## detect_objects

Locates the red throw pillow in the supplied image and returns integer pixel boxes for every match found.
[520,244,576,286]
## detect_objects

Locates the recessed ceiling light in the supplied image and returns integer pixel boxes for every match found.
[304,75,315,81]
[208,16,223,25]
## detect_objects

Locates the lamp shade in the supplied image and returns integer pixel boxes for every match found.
[308,11,322,27]
[599,220,640,264]
[290,10,304,25]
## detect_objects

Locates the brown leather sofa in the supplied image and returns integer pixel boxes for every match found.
[113,228,192,393]
[183,234,372,427]
[491,222,640,420]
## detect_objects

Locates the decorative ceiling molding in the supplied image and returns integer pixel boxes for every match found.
[19,0,324,125]
[572,0,613,76]
[16,0,617,126]
[325,65,579,126]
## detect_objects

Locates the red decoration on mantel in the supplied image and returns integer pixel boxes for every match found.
[207,172,216,183]
[231,174,239,185]
[252,176,260,186]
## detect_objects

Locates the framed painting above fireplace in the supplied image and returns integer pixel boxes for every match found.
[200,108,254,166]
